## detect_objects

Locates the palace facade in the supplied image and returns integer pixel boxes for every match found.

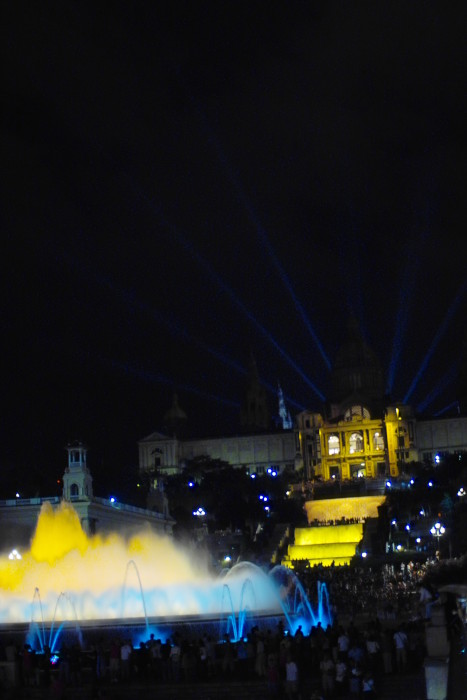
[138,320,467,483]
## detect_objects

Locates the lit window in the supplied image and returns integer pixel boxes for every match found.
[373,432,384,451]
[349,432,363,454]
[328,435,340,455]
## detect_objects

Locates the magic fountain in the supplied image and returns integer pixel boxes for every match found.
[0,502,331,651]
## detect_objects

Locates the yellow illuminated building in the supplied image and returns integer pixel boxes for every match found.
[294,318,420,481]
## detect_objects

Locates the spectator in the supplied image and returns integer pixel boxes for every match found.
[393,626,408,673]
[120,639,132,681]
[335,654,347,697]
[285,653,299,700]
[319,651,335,698]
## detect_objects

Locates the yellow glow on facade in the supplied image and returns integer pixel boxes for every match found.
[282,497,386,569]
[283,523,364,567]
[304,495,386,523]
[294,523,363,545]
[285,522,364,567]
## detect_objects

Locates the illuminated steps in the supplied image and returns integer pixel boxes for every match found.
[282,523,364,568]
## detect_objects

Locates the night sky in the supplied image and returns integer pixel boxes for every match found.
[3,2,467,495]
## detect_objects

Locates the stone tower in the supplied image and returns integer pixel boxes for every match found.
[240,354,271,432]
[163,392,188,437]
[329,316,385,419]
[62,441,93,501]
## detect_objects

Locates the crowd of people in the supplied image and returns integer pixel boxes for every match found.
[0,614,427,698]
[308,518,365,528]
[300,560,439,621]
[0,558,455,698]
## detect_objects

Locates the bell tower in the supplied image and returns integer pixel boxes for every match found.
[240,353,271,432]
[63,441,93,501]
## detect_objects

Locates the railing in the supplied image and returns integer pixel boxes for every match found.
[0,496,60,507]
[92,496,166,519]
[0,495,166,519]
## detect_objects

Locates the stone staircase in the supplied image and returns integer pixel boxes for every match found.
[269,522,291,564]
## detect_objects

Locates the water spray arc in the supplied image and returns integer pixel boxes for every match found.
[121,560,150,637]
[3,504,333,652]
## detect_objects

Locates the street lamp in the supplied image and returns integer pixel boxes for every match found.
[430,522,445,557]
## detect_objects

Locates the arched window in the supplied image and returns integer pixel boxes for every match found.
[70,483,79,497]
[328,434,340,455]
[349,432,363,454]
[373,432,384,451]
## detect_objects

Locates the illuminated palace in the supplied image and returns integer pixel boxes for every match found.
[139,320,467,483]
[297,317,414,482]
[138,320,467,568]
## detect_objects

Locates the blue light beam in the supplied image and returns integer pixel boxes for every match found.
[434,401,459,417]
[62,250,247,379]
[416,364,458,413]
[403,278,467,403]
[134,194,325,402]
[179,78,331,372]
[108,358,240,409]
[386,254,419,395]
[386,219,431,395]
[63,251,310,410]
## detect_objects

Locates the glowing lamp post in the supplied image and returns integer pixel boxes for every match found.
[430,522,445,558]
